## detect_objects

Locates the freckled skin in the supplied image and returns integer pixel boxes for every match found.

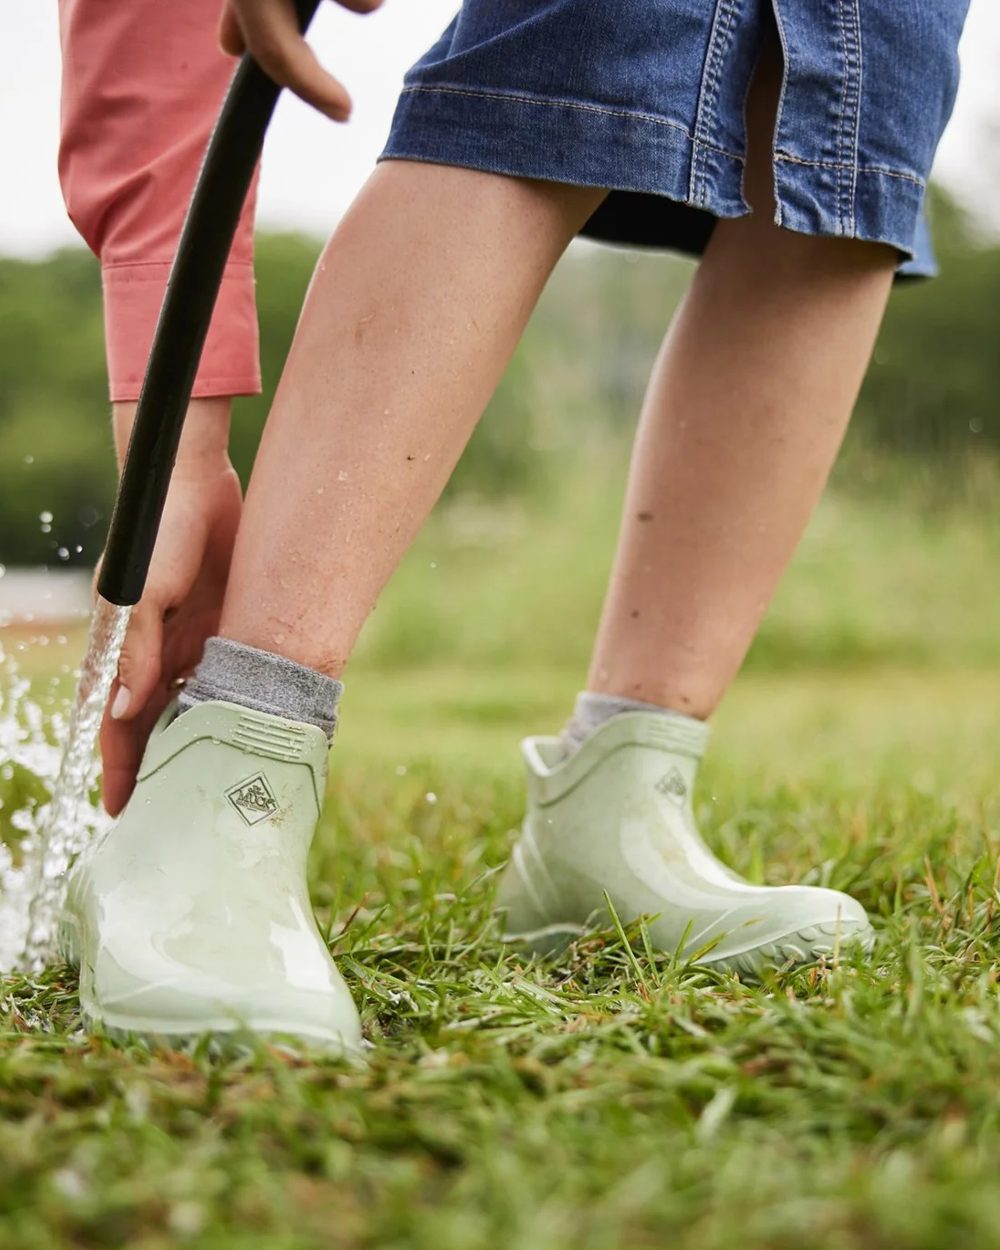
[220,163,603,671]
[585,46,894,715]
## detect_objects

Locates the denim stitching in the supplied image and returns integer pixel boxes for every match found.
[690,0,741,206]
[833,0,849,232]
[833,0,862,234]
[838,0,862,234]
[768,0,792,228]
[694,1,726,203]
[398,87,924,195]
[846,0,864,232]
[774,151,924,187]
[400,86,745,164]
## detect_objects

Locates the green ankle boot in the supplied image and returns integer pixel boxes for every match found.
[496,712,873,976]
[61,701,362,1052]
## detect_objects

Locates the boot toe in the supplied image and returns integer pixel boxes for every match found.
[705,885,874,976]
[83,939,363,1053]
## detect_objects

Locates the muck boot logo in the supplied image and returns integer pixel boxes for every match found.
[226,773,279,826]
[655,767,687,803]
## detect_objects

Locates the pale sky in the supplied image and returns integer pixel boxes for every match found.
[1,0,997,258]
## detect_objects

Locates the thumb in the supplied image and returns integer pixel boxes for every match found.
[109,599,165,723]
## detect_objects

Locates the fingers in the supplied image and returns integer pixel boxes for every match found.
[100,694,170,817]
[219,0,360,120]
[100,689,157,816]
[101,597,179,815]
[100,717,141,817]
[109,598,166,726]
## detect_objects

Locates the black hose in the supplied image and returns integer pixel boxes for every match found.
[97,0,322,606]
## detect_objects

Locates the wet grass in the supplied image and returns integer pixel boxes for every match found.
[3,481,1000,1248]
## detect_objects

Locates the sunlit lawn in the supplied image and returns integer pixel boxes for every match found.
[3,481,1000,1249]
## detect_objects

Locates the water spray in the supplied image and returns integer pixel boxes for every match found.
[6,0,321,971]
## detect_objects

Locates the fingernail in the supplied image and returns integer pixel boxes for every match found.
[111,686,131,720]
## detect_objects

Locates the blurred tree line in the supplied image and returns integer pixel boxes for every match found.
[0,187,996,567]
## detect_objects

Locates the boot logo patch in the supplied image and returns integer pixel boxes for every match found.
[655,767,687,802]
[226,773,278,826]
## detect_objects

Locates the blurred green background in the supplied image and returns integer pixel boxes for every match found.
[1,186,998,684]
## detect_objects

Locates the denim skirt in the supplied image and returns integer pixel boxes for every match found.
[381,0,970,277]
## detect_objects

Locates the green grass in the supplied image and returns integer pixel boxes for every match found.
[3,479,1000,1249]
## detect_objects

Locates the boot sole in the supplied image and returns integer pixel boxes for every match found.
[501,913,876,976]
[497,856,876,975]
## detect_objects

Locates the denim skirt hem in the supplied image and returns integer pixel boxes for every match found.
[381,83,933,278]
[379,0,971,281]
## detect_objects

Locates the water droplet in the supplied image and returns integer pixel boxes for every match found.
[23,454,34,465]
[39,511,53,525]
[425,792,437,805]
[56,548,70,562]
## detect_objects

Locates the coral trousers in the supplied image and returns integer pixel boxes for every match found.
[58,0,261,402]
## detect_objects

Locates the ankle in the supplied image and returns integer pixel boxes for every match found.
[178,637,343,739]
[559,690,705,757]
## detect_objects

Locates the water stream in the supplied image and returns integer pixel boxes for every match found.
[0,597,130,972]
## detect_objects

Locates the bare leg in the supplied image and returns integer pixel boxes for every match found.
[72,167,603,1048]
[586,51,897,716]
[496,47,885,968]
[221,162,604,671]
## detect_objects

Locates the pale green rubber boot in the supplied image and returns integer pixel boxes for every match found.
[495,712,873,976]
[60,700,362,1053]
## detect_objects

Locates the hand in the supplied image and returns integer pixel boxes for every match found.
[100,401,243,816]
[218,0,384,120]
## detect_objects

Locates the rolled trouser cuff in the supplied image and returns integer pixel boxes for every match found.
[102,259,261,403]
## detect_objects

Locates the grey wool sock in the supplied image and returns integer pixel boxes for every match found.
[559,690,701,757]
[178,637,343,740]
